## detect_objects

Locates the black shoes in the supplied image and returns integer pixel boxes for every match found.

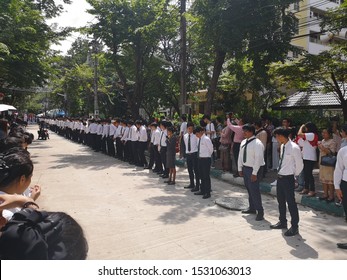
[194,191,204,195]
[191,187,199,192]
[161,175,169,179]
[164,180,171,183]
[241,209,256,214]
[184,185,193,189]
[168,181,175,185]
[270,222,288,229]
[284,227,299,237]
[337,242,347,249]
[202,193,211,199]
[255,212,264,221]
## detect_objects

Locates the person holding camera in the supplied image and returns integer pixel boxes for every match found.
[226,112,245,177]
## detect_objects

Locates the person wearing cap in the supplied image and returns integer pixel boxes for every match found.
[334,145,347,249]
[194,126,213,199]
[270,127,303,237]
[238,123,265,221]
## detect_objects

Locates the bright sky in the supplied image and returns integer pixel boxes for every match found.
[49,0,95,54]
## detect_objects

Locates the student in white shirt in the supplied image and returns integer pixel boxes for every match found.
[183,122,200,192]
[297,122,319,197]
[159,121,169,178]
[194,126,213,199]
[150,123,163,173]
[271,127,303,237]
[238,124,265,221]
[179,115,187,159]
[334,145,347,249]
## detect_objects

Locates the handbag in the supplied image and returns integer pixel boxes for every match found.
[320,155,337,167]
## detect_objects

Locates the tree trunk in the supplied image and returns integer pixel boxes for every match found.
[204,50,226,115]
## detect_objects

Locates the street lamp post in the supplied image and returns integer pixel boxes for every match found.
[92,40,99,118]
[180,0,187,115]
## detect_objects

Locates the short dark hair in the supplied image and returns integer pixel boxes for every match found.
[0,148,33,189]
[194,126,204,133]
[273,127,291,138]
[242,123,255,134]
[0,209,88,260]
[187,122,194,128]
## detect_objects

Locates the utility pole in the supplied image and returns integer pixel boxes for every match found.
[180,0,187,115]
[92,39,99,118]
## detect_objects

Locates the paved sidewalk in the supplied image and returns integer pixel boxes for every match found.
[26,125,347,259]
[175,160,345,217]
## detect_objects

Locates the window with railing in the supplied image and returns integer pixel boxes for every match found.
[309,32,321,44]
[293,1,300,11]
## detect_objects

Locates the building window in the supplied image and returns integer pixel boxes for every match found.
[294,1,300,11]
[309,32,321,44]
[294,17,299,35]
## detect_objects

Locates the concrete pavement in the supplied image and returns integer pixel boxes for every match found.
[27,125,347,259]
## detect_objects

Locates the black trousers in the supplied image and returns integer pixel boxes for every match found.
[138,141,147,166]
[148,143,155,168]
[340,180,347,218]
[242,166,264,212]
[115,138,122,158]
[303,159,315,192]
[153,145,162,171]
[276,175,299,228]
[186,152,199,189]
[107,137,115,157]
[124,141,133,162]
[198,157,211,194]
[160,146,168,175]
[233,142,241,173]
[101,136,107,153]
[131,141,140,165]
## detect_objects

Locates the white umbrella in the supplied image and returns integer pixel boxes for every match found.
[0,104,17,112]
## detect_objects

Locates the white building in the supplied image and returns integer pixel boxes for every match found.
[290,0,347,55]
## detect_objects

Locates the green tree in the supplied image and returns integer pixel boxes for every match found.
[0,0,71,93]
[191,0,298,115]
[87,0,178,118]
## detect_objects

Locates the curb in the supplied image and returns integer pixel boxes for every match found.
[176,159,345,217]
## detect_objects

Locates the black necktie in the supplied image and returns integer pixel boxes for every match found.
[188,134,191,152]
[243,139,250,163]
[160,132,163,147]
[198,138,201,156]
[242,138,255,163]
[278,145,285,171]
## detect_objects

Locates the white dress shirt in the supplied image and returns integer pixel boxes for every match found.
[183,132,198,154]
[109,124,117,137]
[139,126,148,142]
[96,124,103,135]
[238,136,265,175]
[102,124,110,137]
[180,122,187,135]
[89,123,98,134]
[130,125,138,141]
[297,132,318,161]
[277,140,303,177]
[198,135,213,158]
[152,128,161,145]
[121,126,129,141]
[334,146,347,189]
[205,122,216,139]
[159,129,168,147]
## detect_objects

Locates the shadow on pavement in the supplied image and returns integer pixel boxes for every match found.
[284,235,319,259]
[49,153,124,170]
